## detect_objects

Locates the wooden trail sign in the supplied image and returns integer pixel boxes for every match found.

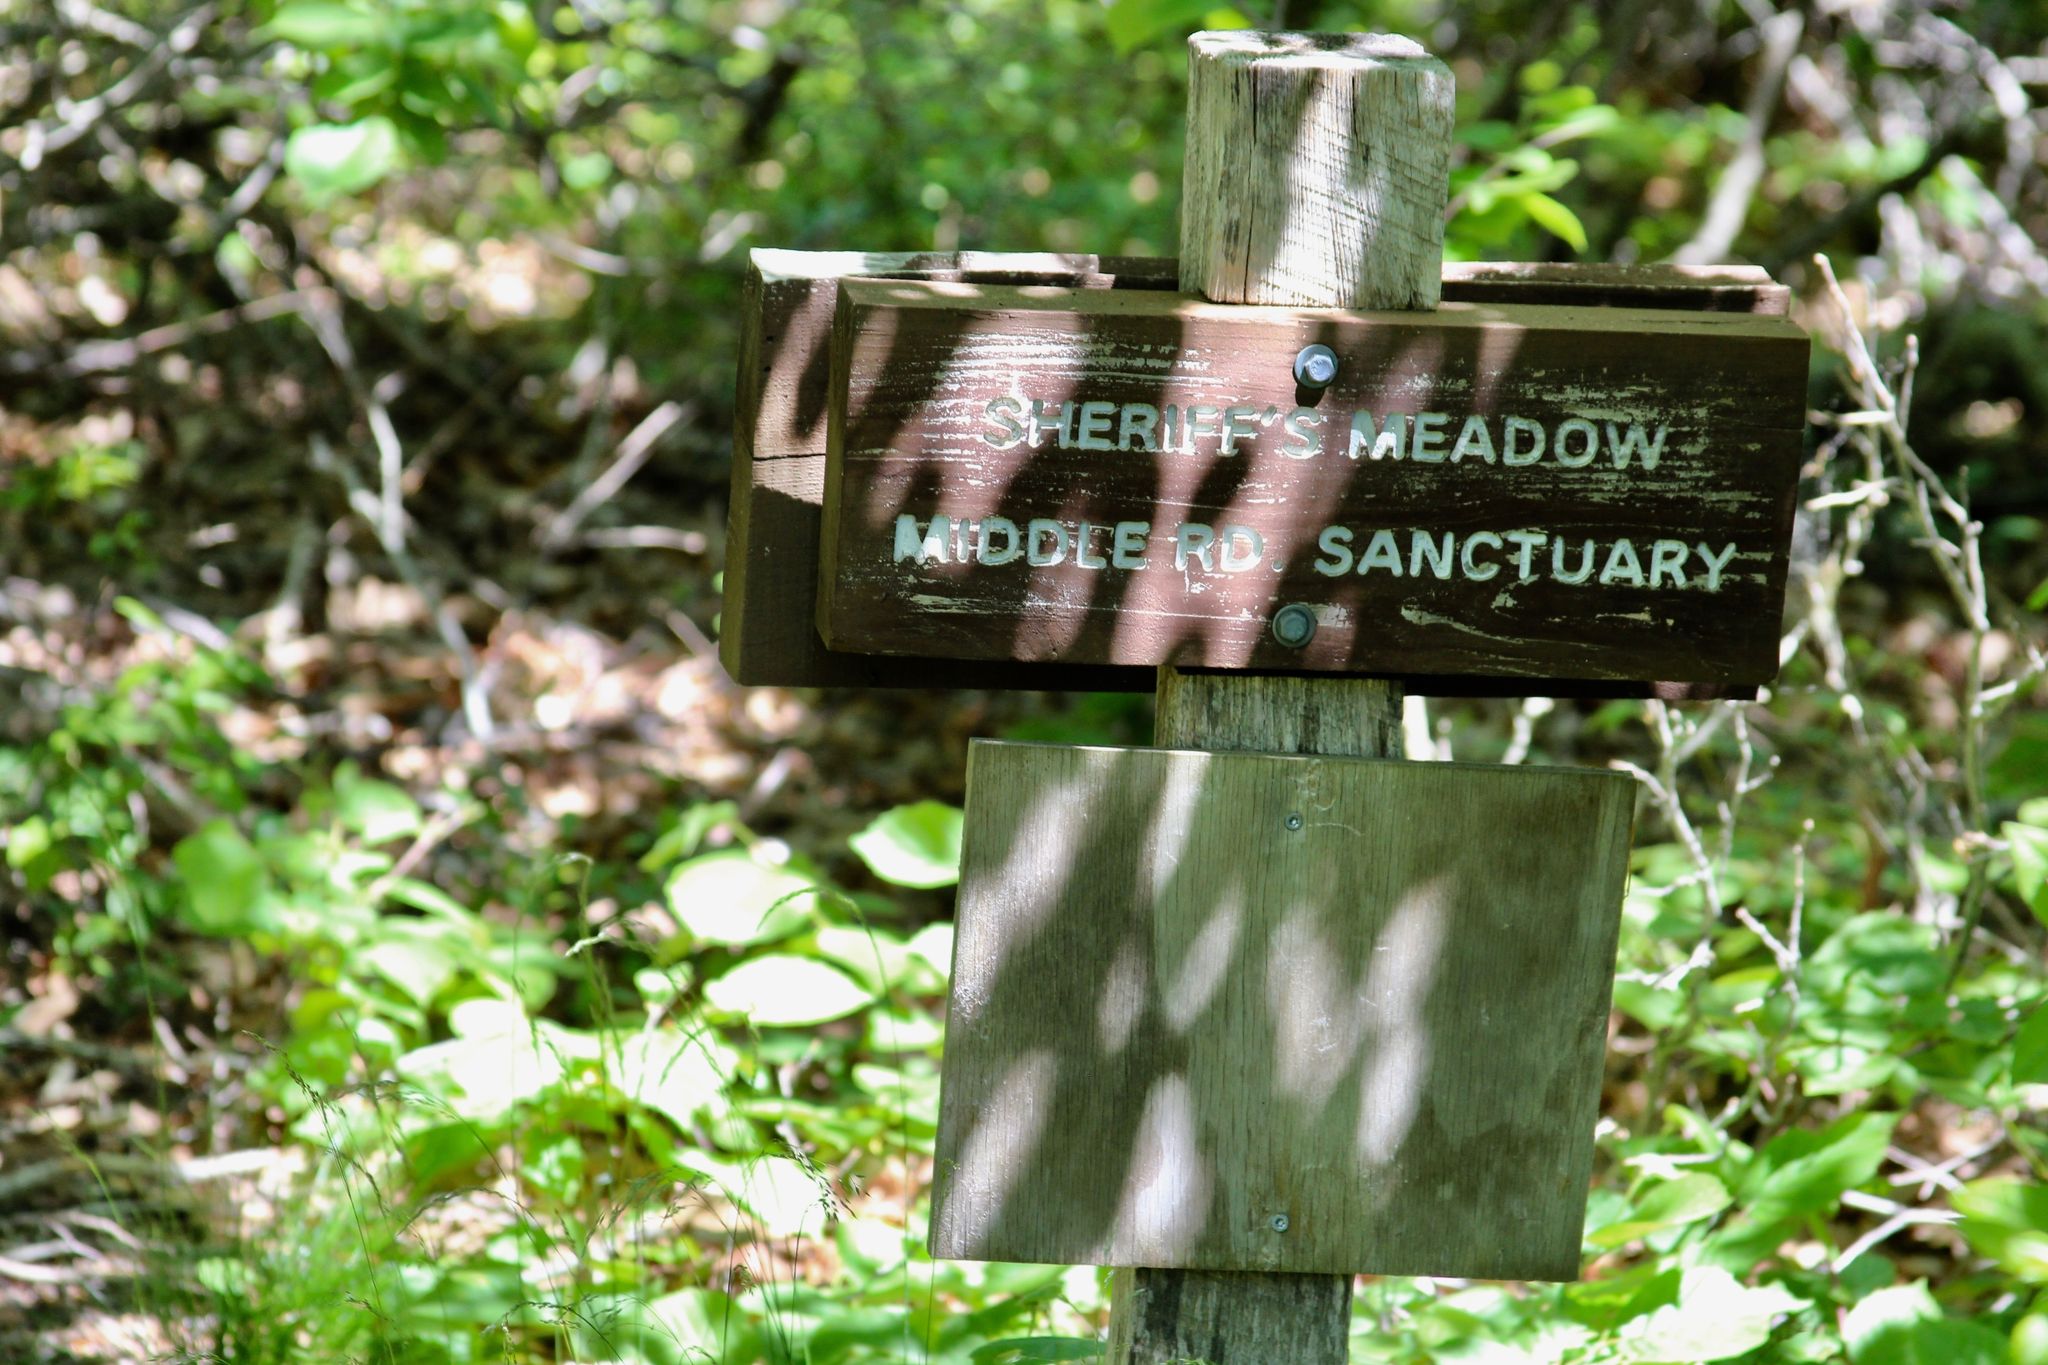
[719,251,1792,695]
[932,740,1635,1280]
[815,278,1808,688]
[714,25,1814,1365]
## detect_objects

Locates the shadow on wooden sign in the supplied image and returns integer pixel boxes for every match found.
[930,739,1635,1281]
[720,248,1789,697]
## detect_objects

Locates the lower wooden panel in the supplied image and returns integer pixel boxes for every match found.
[931,740,1635,1280]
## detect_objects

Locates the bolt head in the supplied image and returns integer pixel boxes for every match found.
[1293,344,1339,389]
[1272,603,1318,648]
[1270,1213,1290,1232]
[1284,813,1303,831]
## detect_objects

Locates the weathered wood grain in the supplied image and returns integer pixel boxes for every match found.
[720,252,1793,694]
[1180,32,1455,309]
[815,280,1809,686]
[929,740,1636,1280]
[1441,261,1791,315]
[721,249,1172,690]
[1105,1268,1351,1365]
[1114,32,1449,1356]
[1136,668,1404,1358]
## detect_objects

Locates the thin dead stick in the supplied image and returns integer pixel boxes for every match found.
[1671,10,1802,264]
[8,288,323,378]
[538,399,692,549]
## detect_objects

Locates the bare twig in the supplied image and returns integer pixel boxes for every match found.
[538,399,692,550]
[1671,10,1802,264]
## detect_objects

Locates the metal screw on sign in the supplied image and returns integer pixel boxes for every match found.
[1272,603,1318,648]
[1270,1214,1291,1233]
[1284,813,1304,831]
[1293,344,1339,389]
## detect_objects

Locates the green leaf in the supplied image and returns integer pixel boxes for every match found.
[677,1151,838,1237]
[703,955,871,1026]
[359,928,458,1006]
[664,850,817,947]
[1523,191,1589,251]
[850,800,963,888]
[1743,1110,1898,1227]
[1104,0,1218,53]
[638,800,739,872]
[2007,822,2048,923]
[6,816,53,873]
[1588,1173,1731,1249]
[1843,1282,2007,1365]
[1805,914,1944,1001]
[284,116,401,201]
[332,762,421,842]
[384,876,473,923]
[262,1,389,48]
[172,820,280,935]
[1953,1178,2048,1282]
[2015,1004,2048,1085]
[608,1029,729,1131]
[1612,1266,1806,1361]
[813,924,931,993]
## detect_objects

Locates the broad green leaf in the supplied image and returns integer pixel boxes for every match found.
[359,929,457,1006]
[2007,822,2048,923]
[262,1,388,48]
[383,876,473,923]
[1786,1038,1907,1097]
[2014,1314,2048,1365]
[1953,1178,2048,1281]
[678,1151,837,1237]
[284,116,401,201]
[814,924,926,992]
[664,849,816,946]
[909,921,955,980]
[703,955,871,1026]
[6,815,51,869]
[637,799,739,872]
[1523,191,1588,251]
[399,1002,595,1120]
[850,800,963,888]
[608,1029,728,1131]
[2015,1004,2048,1085]
[1843,1282,2006,1365]
[1613,1266,1805,1361]
[1805,914,1943,1001]
[1743,1110,1898,1227]
[332,762,421,842]
[172,819,280,935]
[1588,1173,1731,1249]
[1104,0,1222,53]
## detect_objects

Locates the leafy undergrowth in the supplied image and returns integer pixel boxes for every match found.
[1,1,2044,1360]
[0,596,2044,1364]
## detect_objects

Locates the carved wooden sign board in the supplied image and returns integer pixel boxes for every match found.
[814,284,1808,687]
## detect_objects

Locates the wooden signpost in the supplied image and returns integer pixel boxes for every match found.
[719,29,1809,1365]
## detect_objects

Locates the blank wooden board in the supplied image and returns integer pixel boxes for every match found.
[931,740,1635,1280]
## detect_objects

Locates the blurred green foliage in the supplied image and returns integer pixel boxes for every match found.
[2,0,2046,1361]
